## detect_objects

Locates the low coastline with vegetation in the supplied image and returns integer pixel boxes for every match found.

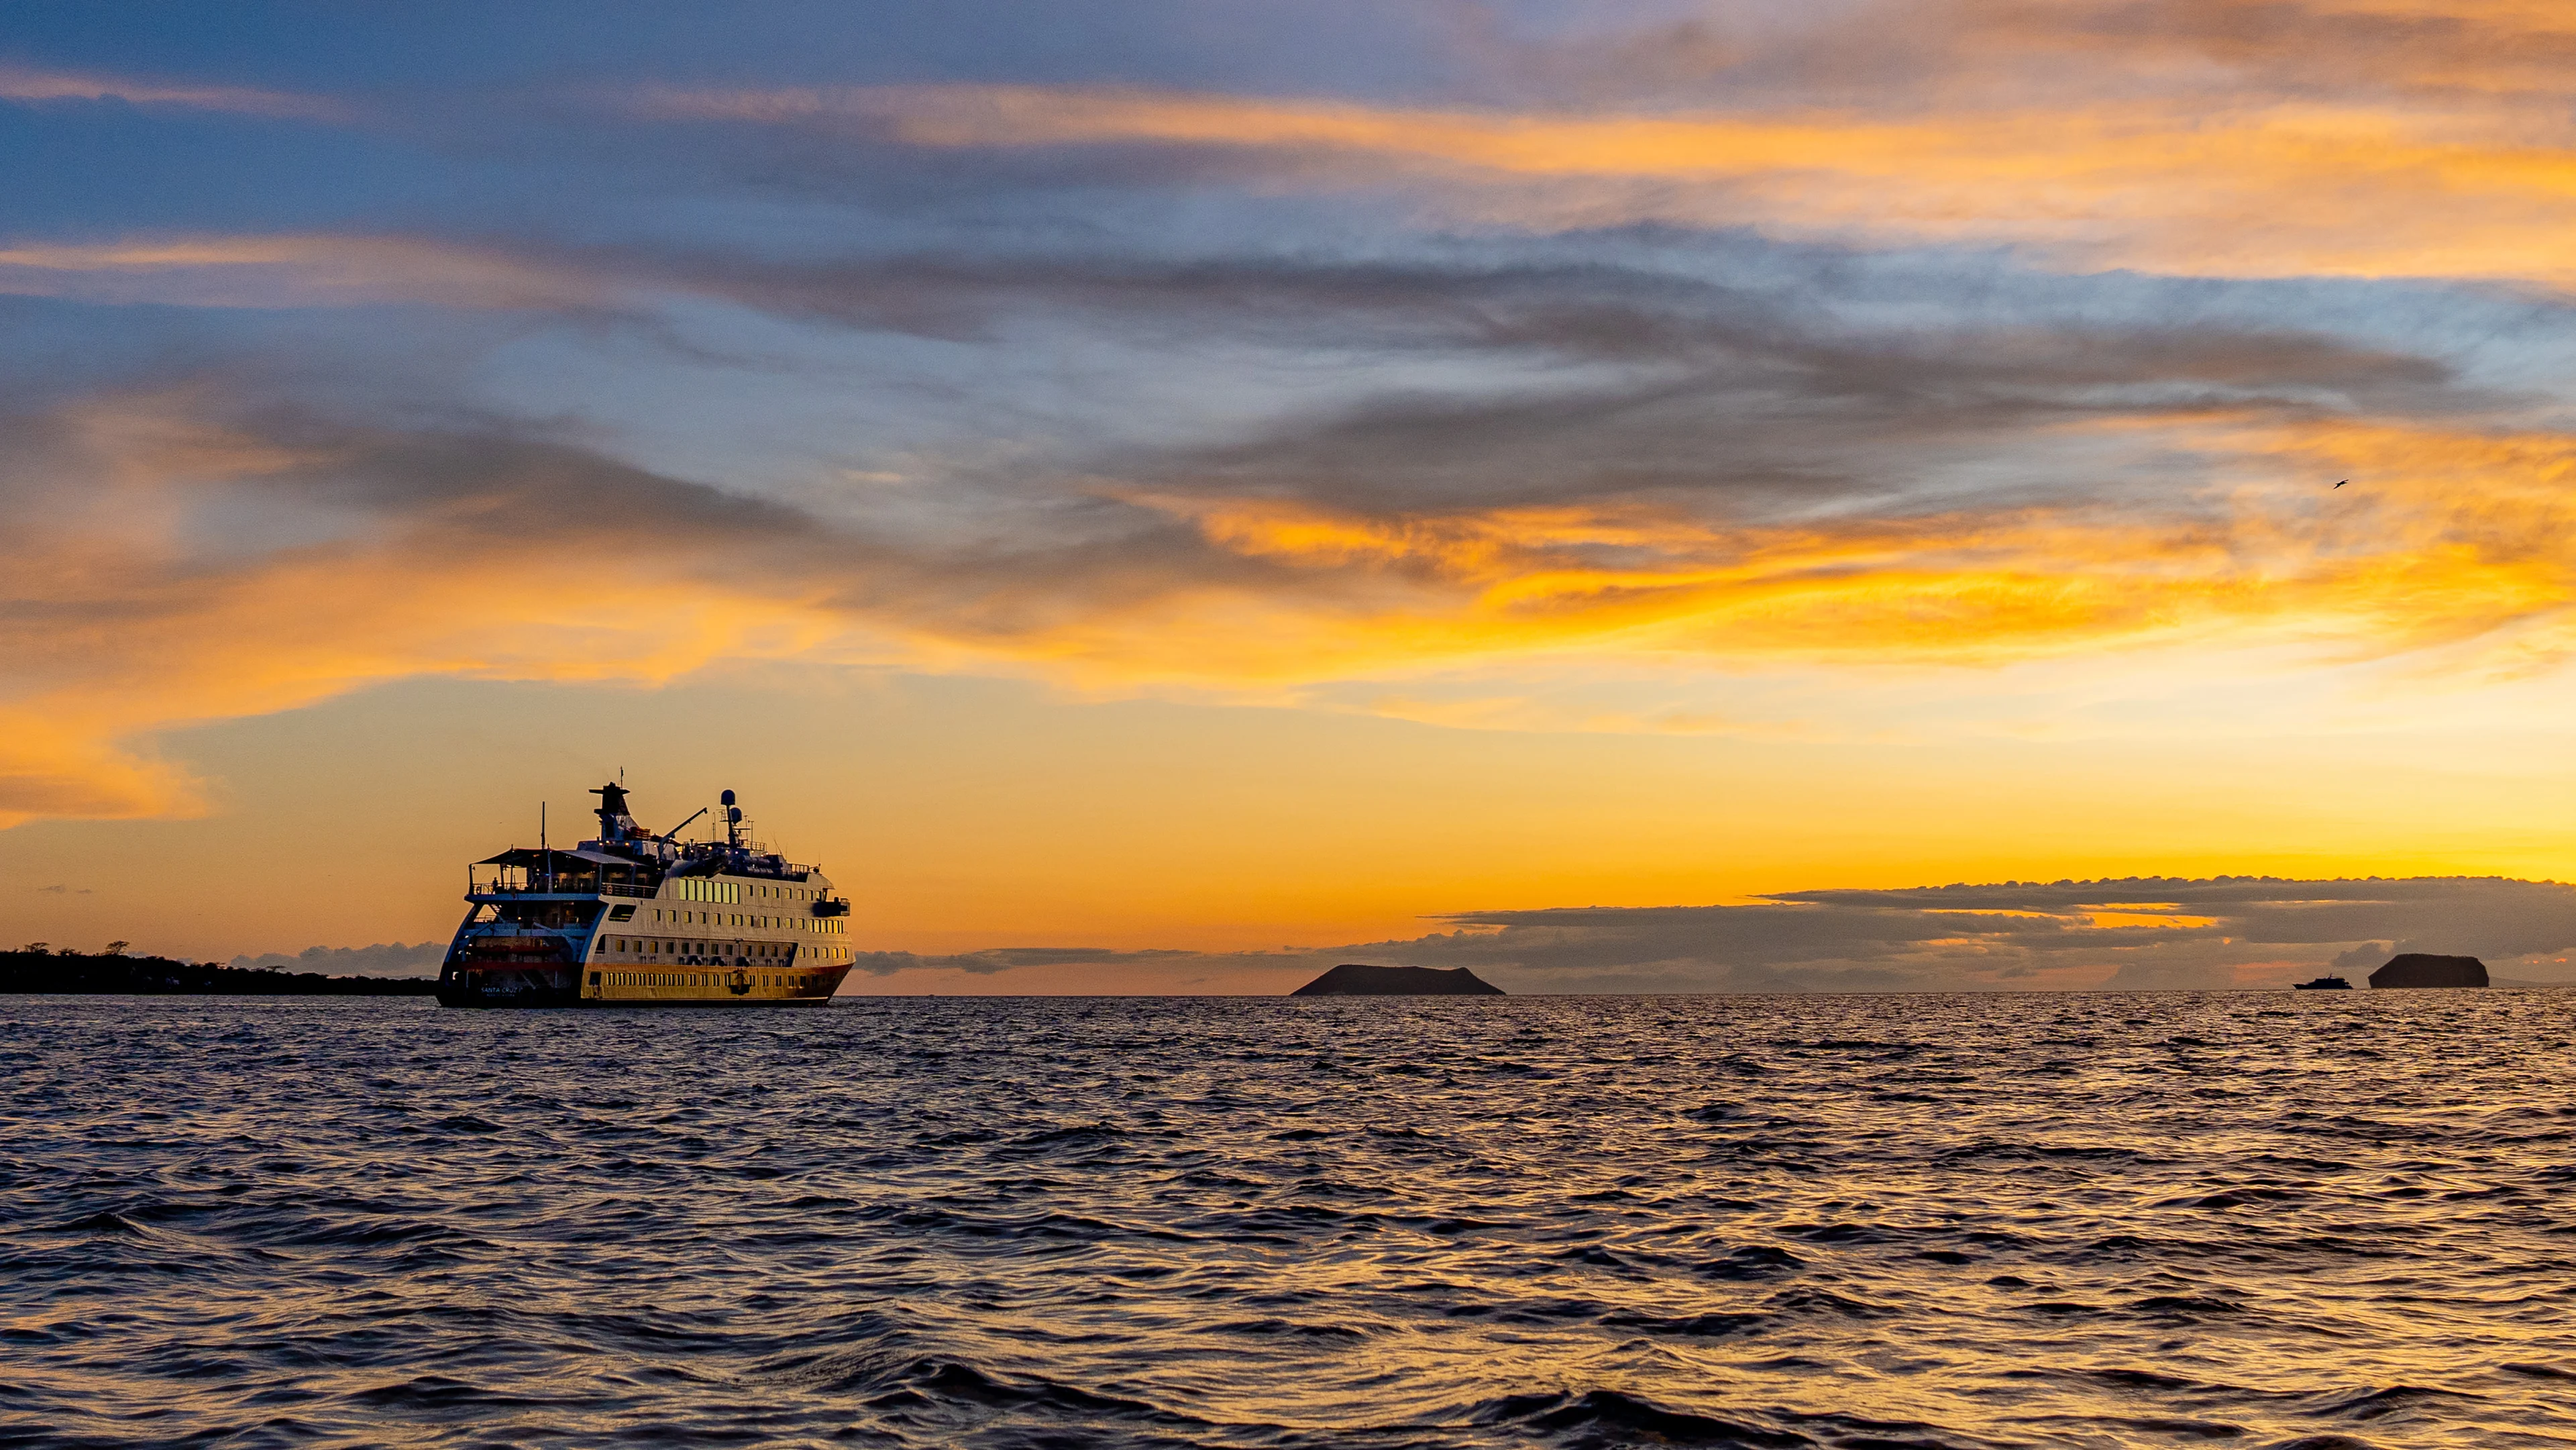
[2,945,437,996]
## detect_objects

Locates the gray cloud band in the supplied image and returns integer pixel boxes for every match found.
[827,877,2576,993]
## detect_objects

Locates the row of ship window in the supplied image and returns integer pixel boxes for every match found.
[602,938,855,964]
[651,907,844,933]
[600,970,822,989]
[608,937,790,957]
[672,879,827,906]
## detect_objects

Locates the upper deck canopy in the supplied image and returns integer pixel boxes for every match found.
[476,847,639,870]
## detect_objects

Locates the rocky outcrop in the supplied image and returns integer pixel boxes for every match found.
[2367,953,2489,989]
[1291,964,1505,996]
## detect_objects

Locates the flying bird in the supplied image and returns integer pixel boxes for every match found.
[2334,479,2347,488]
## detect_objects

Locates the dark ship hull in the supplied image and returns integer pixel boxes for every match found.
[438,978,840,1008]
[437,962,841,1009]
[437,965,582,1008]
[437,781,855,1009]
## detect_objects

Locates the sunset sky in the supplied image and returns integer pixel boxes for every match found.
[7,1,2576,992]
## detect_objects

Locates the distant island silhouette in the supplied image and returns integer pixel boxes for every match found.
[1,947,437,997]
[1291,964,1504,996]
[2369,953,2489,988]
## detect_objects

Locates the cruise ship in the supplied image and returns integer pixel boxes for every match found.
[436,781,854,1008]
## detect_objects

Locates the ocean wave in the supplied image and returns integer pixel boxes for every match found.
[3,990,2570,1447]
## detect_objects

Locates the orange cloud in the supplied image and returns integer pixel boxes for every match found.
[0,396,857,826]
[11,390,2576,827]
[0,544,846,825]
[1080,414,2576,681]
[641,82,2576,286]
[1955,0,2576,101]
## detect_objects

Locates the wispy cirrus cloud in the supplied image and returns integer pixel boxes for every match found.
[0,62,346,121]
[630,77,2576,287]
[0,236,607,310]
[9,374,2576,827]
[0,225,2565,828]
[1118,410,2576,673]
[1454,0,2576,109]
[13,0,2576,831]
[0,392,863,824]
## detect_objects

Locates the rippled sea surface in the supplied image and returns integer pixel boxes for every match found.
[10,992,2576,1448]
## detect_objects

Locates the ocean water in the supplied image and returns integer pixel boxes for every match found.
[7,992,2576,1449]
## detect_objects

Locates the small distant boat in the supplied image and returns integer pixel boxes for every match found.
[2294,976,2352,990]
